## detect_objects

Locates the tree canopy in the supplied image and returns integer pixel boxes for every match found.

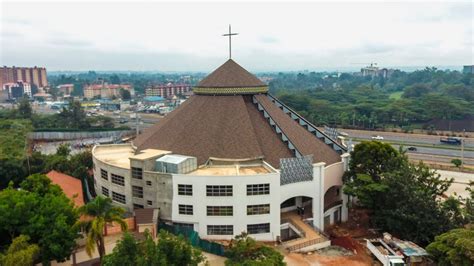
[225,232,285,266]
[0,174,80,264]
[75,196,127,262]
[103,230,205,266]
[426,226,474,265]
[0,235,40,266]
[344,141,468,245]
[269,68,473,130]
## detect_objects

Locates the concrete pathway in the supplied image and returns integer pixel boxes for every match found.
[281,212,326,250]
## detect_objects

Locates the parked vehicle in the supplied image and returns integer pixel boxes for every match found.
[440,137,461,145]
[366,239,405,266]
[366,233,429,266]
[371,135,384,140]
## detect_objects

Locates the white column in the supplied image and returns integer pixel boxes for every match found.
[312,162,326,230]
[340,153,350,222]
[341,153,350,171]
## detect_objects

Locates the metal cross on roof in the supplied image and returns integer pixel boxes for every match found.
[222,24,238,59]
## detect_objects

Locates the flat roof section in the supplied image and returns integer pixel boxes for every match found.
[190,164,271,176]
[93,144,135,169]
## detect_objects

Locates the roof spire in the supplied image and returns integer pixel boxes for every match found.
[222,24,238,59]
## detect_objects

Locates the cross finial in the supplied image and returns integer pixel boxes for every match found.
[222,24,238,59]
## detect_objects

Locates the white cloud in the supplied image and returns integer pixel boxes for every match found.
[1,1,472,71]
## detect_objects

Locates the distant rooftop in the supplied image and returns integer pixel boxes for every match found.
[46,170,84,206]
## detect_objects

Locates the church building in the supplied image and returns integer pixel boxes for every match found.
[92,58,350,250]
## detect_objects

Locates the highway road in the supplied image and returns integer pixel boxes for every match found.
[344,129,474,148]
[343,129,474,166]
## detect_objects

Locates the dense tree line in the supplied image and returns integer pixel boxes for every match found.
[343,141,473,264]
[269,68,473,130]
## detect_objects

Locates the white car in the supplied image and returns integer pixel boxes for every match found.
[371,135,384,140]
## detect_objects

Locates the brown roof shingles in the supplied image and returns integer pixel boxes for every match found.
[134,59,341,168]
[196,59,266,88]
[135,95,267,166]
[254,94,341,165]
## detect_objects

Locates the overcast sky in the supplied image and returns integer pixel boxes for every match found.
[1,1,473,71]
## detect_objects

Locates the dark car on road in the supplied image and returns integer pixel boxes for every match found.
[407,147,417,151]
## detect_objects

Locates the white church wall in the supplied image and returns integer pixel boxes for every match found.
[172,172,281,241]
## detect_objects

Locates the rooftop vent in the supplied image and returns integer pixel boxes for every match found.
[155,154,197,174]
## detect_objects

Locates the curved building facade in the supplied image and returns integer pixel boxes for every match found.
[92,59,350,244]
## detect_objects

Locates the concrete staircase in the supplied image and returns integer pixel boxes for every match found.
[281,212,331,252]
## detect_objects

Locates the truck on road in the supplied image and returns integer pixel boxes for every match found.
[440,137,462,145]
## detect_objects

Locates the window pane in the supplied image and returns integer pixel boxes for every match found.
[207,225,233,235]
[207,206,233,216]
[101,169,108,180]
[206,185,232,196]
[178,204,193,215]
[247,184,270,195]
[131,167,143,179]
[132,186,143,198]
[101,186,109,196]
[111,174,125,186]
[178,184,192,196]
[112,191,126,204]
[247,223,270,234]
[247,204,270,215]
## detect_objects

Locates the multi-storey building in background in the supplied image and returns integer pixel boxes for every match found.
[57,84,75,96]
[145,83,192,98]
[463,65,474,74]
[84,83,134,99]
[2,81,32,99]
[360,63,395,79]
[0,66,48,89]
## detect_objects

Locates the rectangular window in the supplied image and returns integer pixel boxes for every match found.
[206,185,232,196]
[131,167,143,179]
[207,206,233,216]
[247,204,270,215]
[112,191,126,204]
[146,181,152,186]
[111,174,125,186]
[133,204,144,209]
[178,204,193,215]
[178,184,192,196]
[100,169,108,180]
[247,184,270,195]
[247,223,270,234]
[174,222,194,231]
[101,186,109,196]
[207,225,233,235]
[147,200,153,206]
[132,186,143,198]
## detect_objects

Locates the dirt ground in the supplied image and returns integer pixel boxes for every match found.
[283,208,378,266]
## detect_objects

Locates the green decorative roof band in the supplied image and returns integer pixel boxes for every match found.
[193,86,269,95]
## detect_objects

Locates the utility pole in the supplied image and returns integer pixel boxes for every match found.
[135,108,139,136]
[461,129,465,171]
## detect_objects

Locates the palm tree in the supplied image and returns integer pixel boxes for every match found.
[75,196,128,262]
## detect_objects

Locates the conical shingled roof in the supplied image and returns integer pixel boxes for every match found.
[134,60,342,168]
[196,59,266,88]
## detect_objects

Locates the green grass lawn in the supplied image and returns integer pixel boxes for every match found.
[389,91,403,99]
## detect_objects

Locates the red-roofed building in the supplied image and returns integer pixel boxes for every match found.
[46,170,85,206]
